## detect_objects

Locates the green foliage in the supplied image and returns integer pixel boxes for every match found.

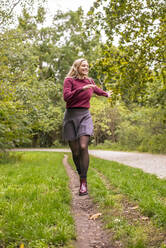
[52,8,102,82]
[88,0,166,106]
[91,0,166,69]
[0,5,104,149]
[117,106,166,153]
[0,81,30,150]
[90,96,120,145]
[0,0,45,30]
[90,97,166,154]
[0,8,64,149]
[90,45,154,105]
[1,1,165,152]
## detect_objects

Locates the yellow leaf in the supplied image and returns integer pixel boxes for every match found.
[89,213,102,220]
[20,243,24,248]
[129,206,139,210]
[141,216,149,221]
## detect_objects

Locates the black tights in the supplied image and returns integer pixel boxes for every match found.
[69,135,90,179]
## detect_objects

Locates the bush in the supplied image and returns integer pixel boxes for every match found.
[90,101,166,154]
[117,121,143,150]
[52,140,64,148]
[117,106,166,154]
[139,133,166,153]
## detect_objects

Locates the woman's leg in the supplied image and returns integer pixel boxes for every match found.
[69,136,90,196]
[68,139,81,175]
[79,135,90,179]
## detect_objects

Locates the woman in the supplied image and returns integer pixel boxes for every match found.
[63,58,112,196]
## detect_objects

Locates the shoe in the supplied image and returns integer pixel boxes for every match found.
[79,178,88,196]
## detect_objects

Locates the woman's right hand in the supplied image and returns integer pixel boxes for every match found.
[83,84,96,90]
[107,90,113,97]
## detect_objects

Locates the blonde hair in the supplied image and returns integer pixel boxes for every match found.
[66,58,88,78]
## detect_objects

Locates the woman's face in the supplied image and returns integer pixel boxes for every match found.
[78,61,89,77]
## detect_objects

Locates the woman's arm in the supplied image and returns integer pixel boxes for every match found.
[93,86,109,97]
[90,79,113,97]
[63,78,83,102]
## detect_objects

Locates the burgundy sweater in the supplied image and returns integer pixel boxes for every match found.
[63,77,108,109]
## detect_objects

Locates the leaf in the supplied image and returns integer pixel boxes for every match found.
[141,216,149,221]
[129,205,139,210]
[20,244,24,248]
[89,212,102,220]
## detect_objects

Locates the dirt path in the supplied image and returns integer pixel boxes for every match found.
[11,148,166,179]
[63,155,112,248]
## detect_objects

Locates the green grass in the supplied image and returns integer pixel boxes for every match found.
[1,151,166,248]
[0,152,75,248]
[89,156,166,227]
[89,143,128,151]
[69,154,166,248]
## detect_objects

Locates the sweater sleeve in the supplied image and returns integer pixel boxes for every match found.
[90,79,108,97]
[63,78,83,102]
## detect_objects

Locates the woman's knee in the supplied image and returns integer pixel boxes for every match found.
[80,143,88,152]
[79,135,89,151]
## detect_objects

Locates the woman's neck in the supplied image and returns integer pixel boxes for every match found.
[78,75,88,79]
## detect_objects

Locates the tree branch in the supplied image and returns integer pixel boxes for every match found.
[0,0,22,26]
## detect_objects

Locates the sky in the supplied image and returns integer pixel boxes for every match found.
[45,0,95,13]
[13,0,95,27]
[43,0,95,25]
[41,0,118,45]
[13,0,118,45]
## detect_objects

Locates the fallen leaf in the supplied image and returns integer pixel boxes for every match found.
[20,244,24,248]
[89,213,102,220]
[129,206,139,210]
[141,216,149,221]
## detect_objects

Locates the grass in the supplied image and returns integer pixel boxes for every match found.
[89,143,128,151]
[1,151,166,248]
[90,156,166,226]
[68,154,166,248]
[0,152,75,248]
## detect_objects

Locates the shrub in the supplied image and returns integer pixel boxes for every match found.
[139,133,166,153]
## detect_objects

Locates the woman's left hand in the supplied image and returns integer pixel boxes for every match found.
[107,90,113,98]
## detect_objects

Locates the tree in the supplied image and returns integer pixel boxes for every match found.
[0,27,33,150]
[0,80,30,150]
[90,44,153,105]
[51,8,102,82]
[0,0,45,30]
[0,6,103,149]
[0,7,64,149]
[87,0,166,106]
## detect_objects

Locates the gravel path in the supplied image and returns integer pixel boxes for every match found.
[89,150,166,179]
[11,148,166,179]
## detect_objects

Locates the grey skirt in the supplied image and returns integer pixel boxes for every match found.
[62,108,93,141]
